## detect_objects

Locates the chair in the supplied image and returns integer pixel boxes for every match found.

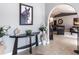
[57,25,65,35]
[70,26,79,35]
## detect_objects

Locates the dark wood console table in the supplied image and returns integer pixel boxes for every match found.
[10,32,40,55]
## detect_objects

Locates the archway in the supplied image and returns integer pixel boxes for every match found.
[47,4,78,43]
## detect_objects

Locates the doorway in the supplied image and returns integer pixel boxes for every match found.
[47,4,78,54]
[48,4,78,40]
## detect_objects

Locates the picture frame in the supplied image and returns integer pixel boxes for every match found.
[73,18,79,25]
[19,3,33,25]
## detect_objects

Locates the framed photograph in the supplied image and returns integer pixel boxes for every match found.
[20,3,33,25]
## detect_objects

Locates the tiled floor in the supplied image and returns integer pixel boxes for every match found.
[18,33,77,55]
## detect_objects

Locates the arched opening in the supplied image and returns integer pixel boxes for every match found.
[47,4,79,48]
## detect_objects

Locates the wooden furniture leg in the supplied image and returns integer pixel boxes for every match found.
[36,35,39,46]
[29,36,32,54]
[12,37,18,55]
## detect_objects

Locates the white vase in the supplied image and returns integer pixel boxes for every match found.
[40,31,47,46]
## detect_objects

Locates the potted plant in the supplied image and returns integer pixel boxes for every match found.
[39,25,47,45]
[25,30,32,35]
[39,25,47,32]
[0,26,11,44]
[0,27,5,38]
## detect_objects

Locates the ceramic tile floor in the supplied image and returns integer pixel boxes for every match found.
[18,33,77,55]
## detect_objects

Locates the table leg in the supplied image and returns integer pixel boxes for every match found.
[12,37,18,55]
[36,35,39,46]
[29,36,32,54]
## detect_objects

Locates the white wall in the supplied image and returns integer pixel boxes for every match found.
[0,3,45,54]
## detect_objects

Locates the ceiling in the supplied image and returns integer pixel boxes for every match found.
[51,4,77,17]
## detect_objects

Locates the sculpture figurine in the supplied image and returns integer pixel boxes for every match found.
[14,28,20,36]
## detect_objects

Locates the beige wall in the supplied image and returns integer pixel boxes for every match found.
[53,15,78,30]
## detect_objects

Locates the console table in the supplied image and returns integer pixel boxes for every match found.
[10,32,40,55]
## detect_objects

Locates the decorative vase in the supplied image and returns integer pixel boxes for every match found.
[26,30,32,35]
[26,31,31,35]
[40,31,47,46]
[14,28,20,36]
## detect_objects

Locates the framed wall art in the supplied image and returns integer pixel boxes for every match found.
[19,3,33,25]
[58,19,63,24]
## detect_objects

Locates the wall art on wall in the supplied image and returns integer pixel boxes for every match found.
[20,3,33,25]
[58,19,63,24]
